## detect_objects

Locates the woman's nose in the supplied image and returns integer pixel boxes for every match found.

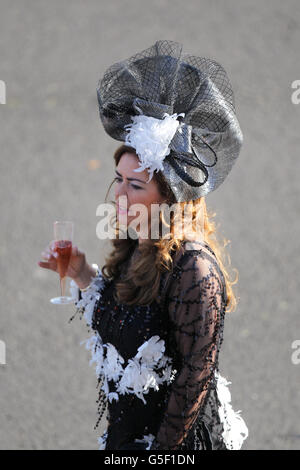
[115,182,128,200]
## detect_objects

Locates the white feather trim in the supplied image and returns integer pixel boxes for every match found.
[70,264,106,327]
[98,429,108,450]
[134,433,156,450]
[73,267,248,450]
[215,371,249,450]
[82,331,177,406]
[124,112,185,182]
[69,279,80,302]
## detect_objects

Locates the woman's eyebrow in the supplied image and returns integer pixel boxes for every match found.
[115,169,146,184]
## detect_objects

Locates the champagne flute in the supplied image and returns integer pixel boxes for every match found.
[50,221,74,305]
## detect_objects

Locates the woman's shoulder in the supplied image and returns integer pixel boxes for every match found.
[159,239,227,314]
[177,239,226,288]
[159,239,227,308]
[179,238,218,264]
[160,239,218,286]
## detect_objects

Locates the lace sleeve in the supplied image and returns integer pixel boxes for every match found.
[151,250,226,450]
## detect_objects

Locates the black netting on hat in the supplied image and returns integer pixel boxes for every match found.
[97,40,243,201]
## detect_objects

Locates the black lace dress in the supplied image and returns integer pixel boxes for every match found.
[69,240,248,451]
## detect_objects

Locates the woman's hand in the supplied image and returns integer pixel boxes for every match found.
[38,241,96,288]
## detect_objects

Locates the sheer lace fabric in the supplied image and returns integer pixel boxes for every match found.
[70,240,248,450]
[151,243,226,449]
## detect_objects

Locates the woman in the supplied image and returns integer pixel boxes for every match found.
[39,40,248,450]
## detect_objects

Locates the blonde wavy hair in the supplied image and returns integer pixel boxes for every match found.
[101,144,239,313]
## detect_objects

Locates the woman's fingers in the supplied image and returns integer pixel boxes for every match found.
[38,242,84,273]
[43,242,81,260]
[41,251,57,260]
[38,260,51,268]
[38,258,57,271]
[38,242,58,271]
[49,240,58,255]
[72,245,79,257]
[71,245,84,258]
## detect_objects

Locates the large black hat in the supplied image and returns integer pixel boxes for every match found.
[97,39,243,202]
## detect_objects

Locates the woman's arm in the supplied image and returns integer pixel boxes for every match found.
[151,251,225,450]
[73,263,98,290]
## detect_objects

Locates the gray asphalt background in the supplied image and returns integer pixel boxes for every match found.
[0,0,300,450]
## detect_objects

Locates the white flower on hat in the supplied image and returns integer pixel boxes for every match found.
[124,112,185,183]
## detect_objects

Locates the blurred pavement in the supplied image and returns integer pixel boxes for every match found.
[0,0,300,450]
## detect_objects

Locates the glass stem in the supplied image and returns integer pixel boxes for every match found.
[60,276,66,298]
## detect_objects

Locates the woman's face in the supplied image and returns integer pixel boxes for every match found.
[114,152,165,243]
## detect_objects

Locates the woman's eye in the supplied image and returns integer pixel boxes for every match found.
[115,177,142,190]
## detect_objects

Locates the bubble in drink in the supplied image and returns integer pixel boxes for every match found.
[54,240,72,278]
